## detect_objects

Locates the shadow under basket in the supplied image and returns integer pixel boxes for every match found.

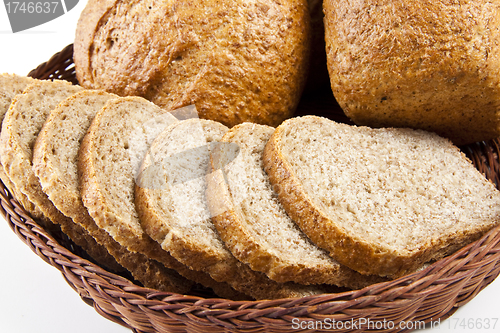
[2,43,500,333]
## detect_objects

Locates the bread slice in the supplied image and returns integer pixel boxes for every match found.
[79,98,244,299]
[0,79,123,271]
[263,116,500,277]
[0,80,83,219]
[135,118,328,299]
[0,73,39,214]
[0,73,36,119]
[207,123,384,288]
[32,90,192,293]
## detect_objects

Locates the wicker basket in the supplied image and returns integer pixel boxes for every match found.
[2,43,500,333]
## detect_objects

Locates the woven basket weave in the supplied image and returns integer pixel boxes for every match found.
[2,43,500,333]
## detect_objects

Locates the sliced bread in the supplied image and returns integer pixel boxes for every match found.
[0,73,37,119]
[78,98,244,298]
[32,90,192,293]
[263,116,500,277]
[0,73,39,214]
[135,118,328,299]
[0,79,122,271]
[0,80,83,220]
[207,123,384,288]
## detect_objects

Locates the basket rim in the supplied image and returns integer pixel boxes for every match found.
[3,182,500,331]
[1,43,499,333]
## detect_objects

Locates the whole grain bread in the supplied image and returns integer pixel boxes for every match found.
[135,118,329,299]
[0,73,39,214]
[0,79,122,271]
[0,73,36,120]
[74,0,311,127]
[78,97,244,298]
[324,0,500,145]
[32,90,192,293]
[206,123,383,288]
[263,116,500,277]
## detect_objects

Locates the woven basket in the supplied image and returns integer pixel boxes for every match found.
[2,43,500,333]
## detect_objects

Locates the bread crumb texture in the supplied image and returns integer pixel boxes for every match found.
[79,96,178,247]
[136,119,232,268]
[208,122,384,288]
[264,116,500,277]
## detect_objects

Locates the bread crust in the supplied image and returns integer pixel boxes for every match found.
[0,80,124,271]
[31,90,197,293]
[207,123,384,288]
[78,97,245,298]
[135,119,330,299]
[0,74,41,216]
[324,0,500,145]
[134,119,233,276]
[74,0,311,127]
[263,116,500,277]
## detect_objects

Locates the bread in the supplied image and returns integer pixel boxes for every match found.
[0,73,36,120]
[79,96,179,252]
[78,97,244,298]
[74,0,311,127]
[263,116,500,277]
[136,119,231,277]
[324,0,500,145]
[0,80,82,219]
[206,123,384,288]
[0,79,122,271]
[32,90,192,293]
[33,90,117,224]
[0,73,39,214]
[136,118,328,299]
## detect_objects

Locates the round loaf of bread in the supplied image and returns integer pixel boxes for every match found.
[324,0,500,145]
[74,0,311,128]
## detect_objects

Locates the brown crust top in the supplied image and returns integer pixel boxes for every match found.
[324,0,500,145]
[74,0,311,127]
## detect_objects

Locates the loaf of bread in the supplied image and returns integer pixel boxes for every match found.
[74,0,311,128]
[207,122,383,288]
[324,0,500,145]
[263,116,500,277]
[135,118,328,299]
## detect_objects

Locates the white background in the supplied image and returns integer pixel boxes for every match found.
[0,1,499,332]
